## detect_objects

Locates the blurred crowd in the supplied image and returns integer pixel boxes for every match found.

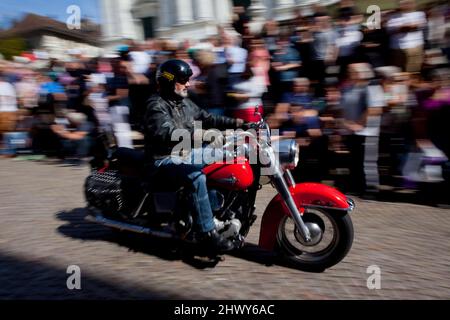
[0,0,449,202]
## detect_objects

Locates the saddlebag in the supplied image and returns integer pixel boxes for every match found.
[84,169,124,214]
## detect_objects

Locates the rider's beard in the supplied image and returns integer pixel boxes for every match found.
[174,87,188,98]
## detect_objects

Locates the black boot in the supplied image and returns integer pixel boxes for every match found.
[199,229,234,253]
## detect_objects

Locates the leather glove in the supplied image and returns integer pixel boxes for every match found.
[241,121,259,131]
[235,118,245,128]
[207,132,225,149]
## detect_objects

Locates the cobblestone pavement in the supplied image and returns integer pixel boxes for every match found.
[0,158,449,299]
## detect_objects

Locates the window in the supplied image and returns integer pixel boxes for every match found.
[142,17,155,39]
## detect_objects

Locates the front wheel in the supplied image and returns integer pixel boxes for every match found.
[276,208,354,272]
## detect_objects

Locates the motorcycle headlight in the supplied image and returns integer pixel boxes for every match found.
[273,139,300,170]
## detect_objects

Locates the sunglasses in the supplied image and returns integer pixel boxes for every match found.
[177,77,190,85]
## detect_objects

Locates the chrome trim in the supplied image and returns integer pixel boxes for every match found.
[303,205,349,211]
[284,169,296,188]
[302,198,355,212]
[273,139,298,170]
[132,192,149,218]
[347,198,355,212]
[216,175,237,185]
[271,170,312,243]
[86,214,174,239]
[294,222,323,246]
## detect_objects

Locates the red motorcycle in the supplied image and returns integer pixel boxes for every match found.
[84,116,354,271]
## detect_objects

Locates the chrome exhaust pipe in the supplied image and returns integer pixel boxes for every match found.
[85,214,174,239]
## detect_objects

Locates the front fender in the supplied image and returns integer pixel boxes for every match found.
[258,183,354,251]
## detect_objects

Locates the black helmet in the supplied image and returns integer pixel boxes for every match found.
[156,59,193,98]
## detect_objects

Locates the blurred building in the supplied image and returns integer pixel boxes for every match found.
[100,0,233,47]
[259,0,324,20]
[246,0,325,33]
[0,13,102,59]
[100,0,334,47]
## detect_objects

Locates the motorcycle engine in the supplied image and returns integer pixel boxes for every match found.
[214,218,242,239]
[208,189,225,212]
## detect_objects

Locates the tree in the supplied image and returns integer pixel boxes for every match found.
[0,37,26,60]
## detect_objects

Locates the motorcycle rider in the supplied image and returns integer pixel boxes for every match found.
[143,59,245,252]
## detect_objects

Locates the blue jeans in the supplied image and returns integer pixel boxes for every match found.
[62,136,91,158]
[154,148,221,233]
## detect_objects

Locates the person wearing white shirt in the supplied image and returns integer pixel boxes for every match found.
[129,50,151,74]
[15,73,39,110]
[0,81,18,112]
[224,34,248,86]
[386,0,427,72]
[228,65,267,122]
[0,72,19,146]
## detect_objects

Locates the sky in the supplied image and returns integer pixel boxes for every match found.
[0,0,101,28]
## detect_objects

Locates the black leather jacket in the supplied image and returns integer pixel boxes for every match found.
[144,94,239,161]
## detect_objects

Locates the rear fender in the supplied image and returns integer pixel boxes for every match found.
[258,183,354,251]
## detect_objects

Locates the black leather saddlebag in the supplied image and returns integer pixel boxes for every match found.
[84,169,124,214]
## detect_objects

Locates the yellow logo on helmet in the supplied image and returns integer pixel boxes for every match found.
[161,71,175,81]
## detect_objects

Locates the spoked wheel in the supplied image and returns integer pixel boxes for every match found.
[276,208,354,272]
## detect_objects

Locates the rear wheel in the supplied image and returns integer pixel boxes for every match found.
[276,208,353,272]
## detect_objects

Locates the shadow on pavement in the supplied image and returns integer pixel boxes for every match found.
[375,183,450,208]
[0,251,180,299]
[56,208,223,270]
[56,208,306,272]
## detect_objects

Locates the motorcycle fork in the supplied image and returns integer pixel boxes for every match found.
[270,169,312,243]
[246,164,261,221]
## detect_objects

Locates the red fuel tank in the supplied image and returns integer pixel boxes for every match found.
[202,158,254,191]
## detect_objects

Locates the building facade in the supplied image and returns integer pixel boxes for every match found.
[0,13,102,60]
[101,0,233,48]
[100,0,334,47]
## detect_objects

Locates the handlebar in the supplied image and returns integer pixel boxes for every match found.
[222,130,259,150]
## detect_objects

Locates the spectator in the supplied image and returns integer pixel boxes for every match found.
[190,50,229,115]
[335,12,364,81]
[386,0,427,72]
[340,63,385,195]
[0,69,19,151]
[64,60,89,113]
[310,13,338,96]
[38,73,65,99]
[280,97,327,182]
[207,34,227,66]
[425,6,447,50]
[291,26,314,80]
[262,20,280,55]
[281,106,321,139]
[376,66,415,186]
[127,43,153,130]
[129,42,151,74]
[15,71,39,111]
[105,59,133,148]
[281,77,316,110]
[31,93,60,156]
[419,68,450,159]
[248,37,271,88]
[359,11,390,68]
[86,77,112,134]
[228,63,266,122]
[0,70,18,113]
[232,6,250,36]
[224,33,248,86]
[271,35,302,101]
[51,111,93,163]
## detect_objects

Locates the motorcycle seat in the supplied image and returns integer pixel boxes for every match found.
[112,148,185,192]
[113,147,146,176]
